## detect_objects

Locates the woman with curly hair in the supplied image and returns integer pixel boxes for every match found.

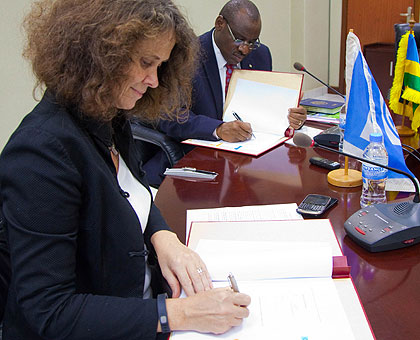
[0,0,250,339]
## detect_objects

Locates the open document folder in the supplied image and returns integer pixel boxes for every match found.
[170,219,375,340]
[182,70,303,156]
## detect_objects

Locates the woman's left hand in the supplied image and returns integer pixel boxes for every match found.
[151,230,213,298]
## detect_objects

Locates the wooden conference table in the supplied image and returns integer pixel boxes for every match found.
[154,124,420,340]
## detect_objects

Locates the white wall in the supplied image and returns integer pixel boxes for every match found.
[292,0,330,91]
[330,0,343,89]
[0,1,37,150]
[0,0,341,150]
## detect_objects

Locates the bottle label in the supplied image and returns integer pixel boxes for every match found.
[362,164,387,180]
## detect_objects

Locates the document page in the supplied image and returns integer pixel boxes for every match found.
[223,78,299,135]
[187,220,342,256]
[182,130,289,156]
[170,279,355,340]
[195,239,332,281]
[186,203,302,239]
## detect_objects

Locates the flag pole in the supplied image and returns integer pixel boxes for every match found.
[396,15,416,137]
[327,29,362,188]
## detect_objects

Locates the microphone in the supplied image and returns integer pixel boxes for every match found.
[293,132,420,252]
[293,62,345,99]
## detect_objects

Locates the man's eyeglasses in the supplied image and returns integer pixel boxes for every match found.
[224,19,260,50]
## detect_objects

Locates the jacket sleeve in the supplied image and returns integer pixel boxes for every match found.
[158,110,222,141]
[0,211,10,322]
[0,128,160,340]
[144,203,172,243]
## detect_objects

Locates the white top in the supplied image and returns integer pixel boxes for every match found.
[117,155,153,299]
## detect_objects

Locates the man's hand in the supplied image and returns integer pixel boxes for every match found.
[216,121,253,142]
[288,106,307,129]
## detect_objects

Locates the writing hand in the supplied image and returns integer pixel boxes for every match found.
[216,121,253,142]
[166,287,251,334]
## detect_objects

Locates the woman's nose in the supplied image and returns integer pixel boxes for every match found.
[143,67,159,88]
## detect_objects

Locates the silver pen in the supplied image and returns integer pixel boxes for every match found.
[228,272,240,292]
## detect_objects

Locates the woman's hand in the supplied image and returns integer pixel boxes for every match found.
[151,230,212,297]
[166,287,251,334]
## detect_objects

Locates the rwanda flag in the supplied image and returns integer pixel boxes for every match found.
[343,31,416,192]
[390,32,420,131]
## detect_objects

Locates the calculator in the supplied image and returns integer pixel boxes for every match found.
[296,194,334,216]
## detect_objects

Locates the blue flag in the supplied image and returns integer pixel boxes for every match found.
[343,32,415,191]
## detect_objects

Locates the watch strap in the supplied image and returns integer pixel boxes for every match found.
[157,293,170,333]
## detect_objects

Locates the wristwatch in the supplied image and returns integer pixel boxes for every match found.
[157,293,170,333]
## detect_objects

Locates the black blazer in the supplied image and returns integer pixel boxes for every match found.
[0,93,171,339]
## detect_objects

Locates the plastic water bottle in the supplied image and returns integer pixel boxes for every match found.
[338,106,346,152]
[360,132,388,208]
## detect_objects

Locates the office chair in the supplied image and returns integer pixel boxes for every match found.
[130,118,184,176]
[130,118,184,168]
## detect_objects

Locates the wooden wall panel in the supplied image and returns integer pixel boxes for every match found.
[346,0,414,48]
[339,0,416,93]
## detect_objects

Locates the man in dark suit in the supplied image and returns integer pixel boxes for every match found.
[144,0,307,186]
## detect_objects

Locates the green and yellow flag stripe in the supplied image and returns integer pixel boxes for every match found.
[389,31,420,130]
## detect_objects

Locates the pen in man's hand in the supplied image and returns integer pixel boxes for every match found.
[228,272,240,292]
[232,112,256,139]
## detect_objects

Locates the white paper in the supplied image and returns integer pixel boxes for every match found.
[182,131,288,156]
[186,203,303,239]
[386,177,416,193]
[223,78,299,135]
[195,239,333,281]
[171,279,356,340]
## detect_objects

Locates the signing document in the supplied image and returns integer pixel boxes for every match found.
[170,219,374,340]
[171,239,354,340]
[182,70,303,156]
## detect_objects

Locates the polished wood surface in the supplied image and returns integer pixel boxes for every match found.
[155,136,420,340]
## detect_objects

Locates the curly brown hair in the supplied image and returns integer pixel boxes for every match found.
[23,0,199,121]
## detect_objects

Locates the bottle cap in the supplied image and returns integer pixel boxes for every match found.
[369,132,383,143]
